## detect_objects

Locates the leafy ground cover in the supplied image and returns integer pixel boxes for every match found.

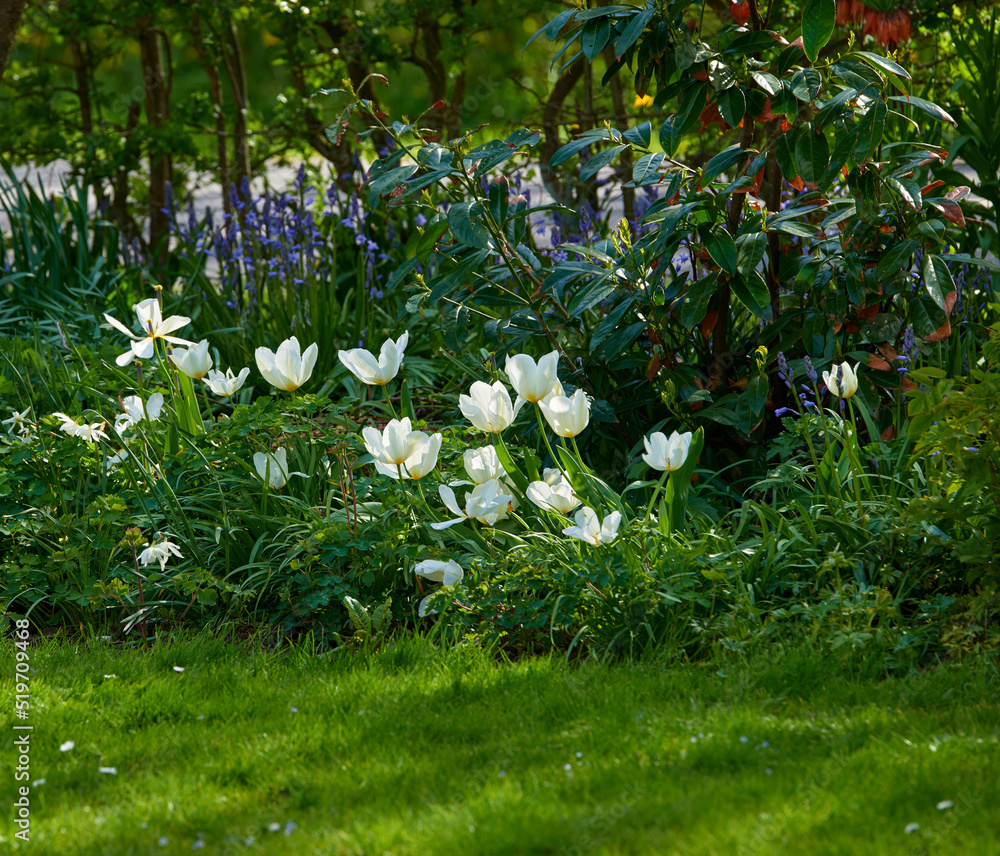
[2,634,998,855]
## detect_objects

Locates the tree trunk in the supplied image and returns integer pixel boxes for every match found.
[223,16,251,201]
[189,15,231,216]
[0,0,29,81]
[138,17,172,269]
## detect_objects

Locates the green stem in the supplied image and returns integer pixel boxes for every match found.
[382,384,398,420]
[643,469,671,526]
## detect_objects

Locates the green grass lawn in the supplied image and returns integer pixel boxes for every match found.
[1,634,998,855]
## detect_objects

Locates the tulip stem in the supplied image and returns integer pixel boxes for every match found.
[534,403,570,484]
[845,398,866,514]
[643,469,671,527]
[381,385,398,420]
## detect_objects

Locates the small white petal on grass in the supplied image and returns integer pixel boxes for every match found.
[268,822,281,832]
[98,767,117,774]
[563,763,572,771]
[159,837,169,846]
[284,821,298,835]
[192,840,206,850]
[173,666,185,672]
[904,823,920,834]
[32,779,46,787]
[936,800,954,810]
[104,674,117,679]
[60,741,75,752]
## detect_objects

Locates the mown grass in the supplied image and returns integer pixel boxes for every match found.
[1,633,998,855]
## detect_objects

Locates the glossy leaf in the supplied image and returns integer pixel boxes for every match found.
[802,0,836,62]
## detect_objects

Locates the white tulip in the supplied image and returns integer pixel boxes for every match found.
[255,336,318,391]
[104,298,194,366]
[526,469,580,514]
[253,447,307,489]
[362,417,424,467]
[115,393,164,435]
[338,332,408,386]
[463,446,506,484]
[538,388,590,438]
[203,367,251,398]
[822,361,860,399]
[169,339,214,379]
[459,380,524,433]
[432,479,513,530]
[413,559,464,586]
[642,430,693,473]
[563,506,622,546]
[374,432,442,480]
[505,350,560,404]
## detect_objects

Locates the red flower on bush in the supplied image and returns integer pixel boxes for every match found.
[731,1,751,26]
[836,1,912,48]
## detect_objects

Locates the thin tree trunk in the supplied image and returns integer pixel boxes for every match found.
[223,16,250,201]
[0,0,29,81]
[189,15,231,215]
[138,17,172,268]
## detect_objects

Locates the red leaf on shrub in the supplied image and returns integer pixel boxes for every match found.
[700,310,719,340]
[867,355,892,371]
[880,425,896,441]
[924,320,951,343]
[753,98,774,123]
[699,103,728,133]
[920,180,946,195]
[936,201,966,227]
[946,186,970,202]
[944,290,958,316]
[646,356,661,382]
[431,100,445,110]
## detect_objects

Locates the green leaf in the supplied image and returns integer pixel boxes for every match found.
[702,227,738,275]
[888,95,957,126]
[791,68,823,102]
[795,125,829,183]
[614,8,654,58]
[409,219,450,262]
[746,374,768,416]
[447,201,491,249]
[802,0,836,62]
[875,239,917,279]
[854,101,887,162]
[886,176,922,211]
[664,427,704,533]
[623,121,651,148]
[717,87,746,128]
[632,152,666,186]
[581,17,612,61]
[908,294,947,339]
[731,271,773,321]
[726,31,779,55]
[702,145,753,186]
[659,116,684,157]
[922,254,955,311]
[736,232,767,278]
[580,145,627,181]
[855,51,912,82]
[677,272,719,328]
[774,131,798,180]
